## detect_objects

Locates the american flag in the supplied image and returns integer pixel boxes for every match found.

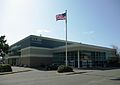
[56,13,66,21]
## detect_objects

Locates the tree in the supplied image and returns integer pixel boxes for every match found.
[111,45,120,54]
[0,35,9,63]
[109,45,120,66]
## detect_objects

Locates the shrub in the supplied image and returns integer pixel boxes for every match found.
[0,64,12,72]
[57,65,73,73]
[45,64,58,70]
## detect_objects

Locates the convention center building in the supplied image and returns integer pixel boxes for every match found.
[6,35,117,68]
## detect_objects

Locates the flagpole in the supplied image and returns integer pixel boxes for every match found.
[65,10,68,66]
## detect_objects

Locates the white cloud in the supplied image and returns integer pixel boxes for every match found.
[36,29,51,33]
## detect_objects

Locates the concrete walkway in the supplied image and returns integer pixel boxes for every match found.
[0,66,95,75]
[0,66,32,75]
[0,66,115,76]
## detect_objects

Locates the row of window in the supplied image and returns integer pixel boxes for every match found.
[53,51,106,64]
[54,51,106,57]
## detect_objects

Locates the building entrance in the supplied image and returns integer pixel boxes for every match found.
[68,56,75,67]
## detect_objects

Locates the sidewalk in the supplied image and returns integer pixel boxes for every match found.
[0,66,32,75]
[0,67,97,76]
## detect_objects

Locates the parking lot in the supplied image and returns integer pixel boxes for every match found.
[0,67,120,85]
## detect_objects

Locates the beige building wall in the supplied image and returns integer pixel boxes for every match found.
[21,47,53,67]
[21,47,31,66]
[53,44,114,52]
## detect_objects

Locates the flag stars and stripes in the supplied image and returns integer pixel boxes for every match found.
[56,13,66,21]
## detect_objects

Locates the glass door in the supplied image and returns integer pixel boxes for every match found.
[69,56,75,67]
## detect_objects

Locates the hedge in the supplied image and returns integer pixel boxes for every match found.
[57,65,73,73]
[0,64,12,72]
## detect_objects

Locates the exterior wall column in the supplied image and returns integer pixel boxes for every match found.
[78,50,80,68]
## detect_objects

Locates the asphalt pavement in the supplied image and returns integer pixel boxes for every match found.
[0,67,120,85]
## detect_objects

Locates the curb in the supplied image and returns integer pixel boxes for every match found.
[66,71,87,75]
[0,70,32,75]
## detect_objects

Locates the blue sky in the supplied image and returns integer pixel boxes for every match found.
[0,0,120,48]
